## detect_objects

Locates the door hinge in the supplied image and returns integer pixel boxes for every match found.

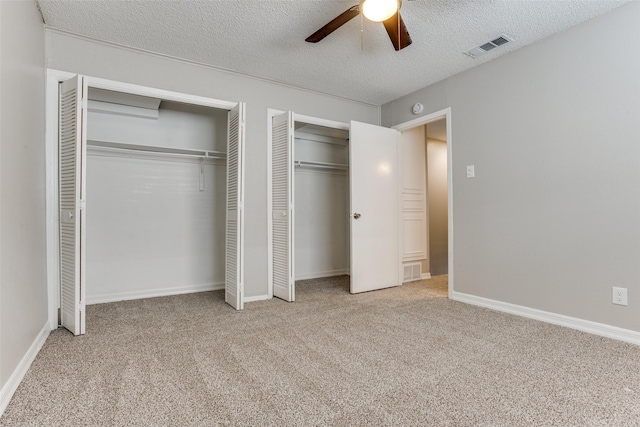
[78,200,86,210]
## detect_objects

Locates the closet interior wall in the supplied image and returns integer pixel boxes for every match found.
[294,123,350,280]
[86,88,229,304]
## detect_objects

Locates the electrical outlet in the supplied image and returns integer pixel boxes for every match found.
[612,287,628,306]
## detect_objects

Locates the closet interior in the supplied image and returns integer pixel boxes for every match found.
[293,121,350,281]
[85,88,229,304]
[271,113,402,301]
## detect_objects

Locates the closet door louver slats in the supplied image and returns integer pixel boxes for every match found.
[59,75,87,335]
[272,112,295,301]
[225,103,245,310]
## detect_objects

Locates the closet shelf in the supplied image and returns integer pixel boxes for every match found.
[87,140,226,160]
[295,131,348,146]
[294,160,349,171]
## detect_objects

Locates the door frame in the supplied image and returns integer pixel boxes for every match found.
[45,69,241,329]
[392,107,453,297]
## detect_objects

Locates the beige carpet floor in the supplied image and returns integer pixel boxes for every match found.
[2,275,640,426]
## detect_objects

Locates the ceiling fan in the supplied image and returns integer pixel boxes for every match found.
[305,0,412,51]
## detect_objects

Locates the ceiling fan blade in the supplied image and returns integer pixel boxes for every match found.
[382,12,412,51]
[306,5,360,43]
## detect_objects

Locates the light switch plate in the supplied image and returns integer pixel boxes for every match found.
[466,165,475,178]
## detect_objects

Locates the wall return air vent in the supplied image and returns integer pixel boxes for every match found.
[465,34,513,58]
[403,262,422,283]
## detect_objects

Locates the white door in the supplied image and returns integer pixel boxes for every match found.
[225,103,246,310]
[350,121,400,293]
[59,75,87,335]
[271,111,295,301]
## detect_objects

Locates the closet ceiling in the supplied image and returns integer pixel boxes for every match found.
[37,0,629,105]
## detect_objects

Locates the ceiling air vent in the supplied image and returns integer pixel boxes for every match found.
[491,36,510,46]
[479,42,496,52]
[465,34,513,58]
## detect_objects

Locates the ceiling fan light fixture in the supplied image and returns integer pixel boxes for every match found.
[360,0,399,22]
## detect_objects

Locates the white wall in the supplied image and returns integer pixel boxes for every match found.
[295,169,349,280]
[382,1,640,331]
[46,30,379,299]
[86,156,226,303]
[0,0,48,402]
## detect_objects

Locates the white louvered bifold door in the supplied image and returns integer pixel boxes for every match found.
[225,103,246,310]
[271,112,295,302]
[59,75,87,335]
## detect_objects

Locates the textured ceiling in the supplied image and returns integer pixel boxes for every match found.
[37,0,629,105]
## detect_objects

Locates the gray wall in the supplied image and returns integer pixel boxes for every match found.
[0,0,48,388]
[46,30,380,299]
[426,137,448,276]
[383,1,640,332]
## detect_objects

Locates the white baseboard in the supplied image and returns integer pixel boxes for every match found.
[0,322,50,417]
[450,290,640,346]
[87,282,225,305]
[244,294,271,302]
[295,269,350,281]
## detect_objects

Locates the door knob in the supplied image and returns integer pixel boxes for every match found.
[353,213,361,219]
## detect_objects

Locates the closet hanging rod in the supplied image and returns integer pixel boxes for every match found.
[294,160,349,171]
[87,140,227,160]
